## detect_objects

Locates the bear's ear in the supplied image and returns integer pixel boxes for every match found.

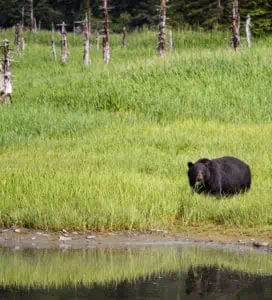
[187,162,194,169]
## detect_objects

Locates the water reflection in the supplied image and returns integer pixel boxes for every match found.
[0,245,272,299]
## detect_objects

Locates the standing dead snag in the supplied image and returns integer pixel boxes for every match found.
[60,22,68,64]
[0,40,12,105]
[102,0,110,64]
[29,0,34,32]
[169,29,173,50]
[33,17,37,33]
[217,0,223,22]
[51,23,57,61]
[232,0,240,51]
[83,14,90,66]
[15,24,24,55]
[20,28,26,52]
[15,24,21,55]
[158,0,167,56]
[21,7,25,30]
[74,13,91,66]
[246,14,251,48]
[96,30,100,50]
[88,6,92,36]
[121,27,127,48]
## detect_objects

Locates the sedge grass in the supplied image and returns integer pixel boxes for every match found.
[0,29,272,231]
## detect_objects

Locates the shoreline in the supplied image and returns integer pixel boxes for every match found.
[0,226,271,252]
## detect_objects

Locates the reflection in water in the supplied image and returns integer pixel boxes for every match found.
[185,265,253,297]
[0,246,272,299]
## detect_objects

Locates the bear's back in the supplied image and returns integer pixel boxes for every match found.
[211,156,251,195]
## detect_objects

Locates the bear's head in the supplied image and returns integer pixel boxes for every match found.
[187,160,211,193]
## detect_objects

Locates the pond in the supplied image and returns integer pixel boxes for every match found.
[1,244,272,299]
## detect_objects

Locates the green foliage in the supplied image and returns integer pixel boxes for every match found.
[240,0,272,35]
[0,0,271,35]
[0,0,23,27]
[183,0,222,29]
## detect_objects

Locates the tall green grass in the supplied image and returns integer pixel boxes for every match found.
[0,29,271,230]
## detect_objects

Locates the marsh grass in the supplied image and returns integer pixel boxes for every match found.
[0,29,272,231]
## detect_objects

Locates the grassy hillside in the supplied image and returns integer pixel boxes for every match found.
[0,29,271,231]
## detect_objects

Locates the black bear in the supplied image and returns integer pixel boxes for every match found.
[187,156,251,196]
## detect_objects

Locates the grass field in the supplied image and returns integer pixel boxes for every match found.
[0,29,272,231]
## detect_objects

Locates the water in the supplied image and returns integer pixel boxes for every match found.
[0,245,272,299]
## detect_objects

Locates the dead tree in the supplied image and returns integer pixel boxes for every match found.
[14,24,24,55]
[74,13,91,66]
[29,0,34,32]
[102,0,110,64]
[88,6,92,35]
[158,0,167,56]
[59,22,68,64]
[20,8,26,51]
[33,17,37,33]
[51,23,57,61]
[15,24,21,55]
[83,14,90,66]
[232,0,240,51]
[217,0,223,22]
[246,14,251,48]
[0,40,12,104]
[20,29,25,52]
[21,7,25,30]
[121,27,127,48]
[169,29,173,50]
[96,30,100,50]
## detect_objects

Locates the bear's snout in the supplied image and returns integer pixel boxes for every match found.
[196,171,204,182]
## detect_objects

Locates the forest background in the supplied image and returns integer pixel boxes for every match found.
[0,0,272,36]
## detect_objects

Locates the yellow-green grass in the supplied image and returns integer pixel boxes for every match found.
[0,246,271,288]
[0,29,272,231]
[1,119,271,230]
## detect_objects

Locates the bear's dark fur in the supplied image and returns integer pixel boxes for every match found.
[187,156,251,196]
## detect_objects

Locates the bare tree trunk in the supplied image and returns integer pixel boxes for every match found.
[34,17,37,33]
[121,27,127,48]
[60,22,68,64]
[232,0,240,51]
[0,39,12,104]
[21,38,25,52]
[52,23,57,61]
[102,0,110,64]
[217,0,223,22]
[158,0,167,56]
[20,7,25,51]
[246,14,251,48]
[15,24,24,55]
[21,7,25,30]
[30,0,34,32]
[83,14,90,66]
[15,24,21,55]
[169,29,173,50]
[96,30,100,50]
[88,6,92,35]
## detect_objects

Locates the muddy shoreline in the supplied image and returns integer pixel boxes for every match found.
[0,227,271,252]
